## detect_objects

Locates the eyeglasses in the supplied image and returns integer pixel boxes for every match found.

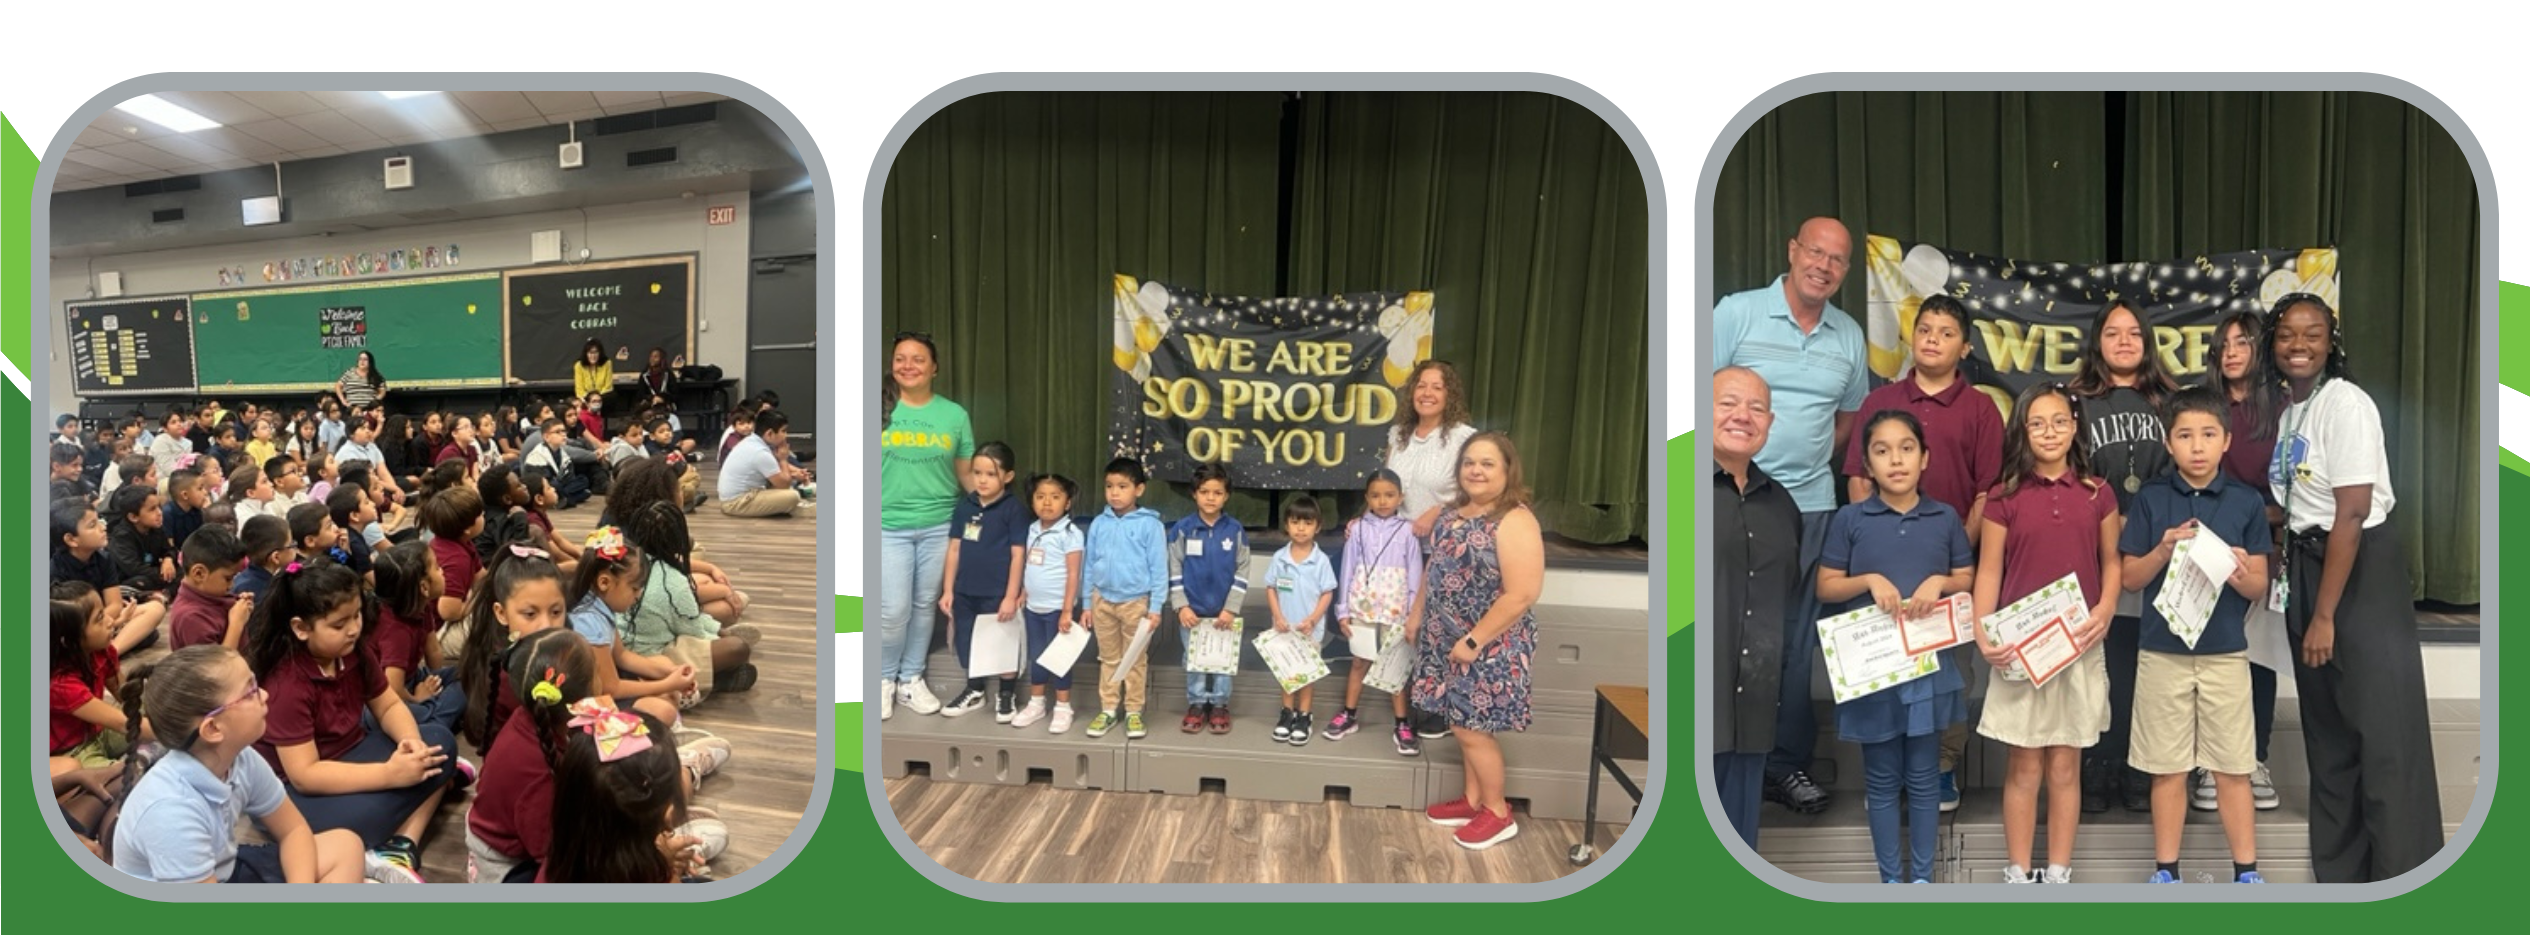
[202,675,264,722]
[1793,241,1851,271]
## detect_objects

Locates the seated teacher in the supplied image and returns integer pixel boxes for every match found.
[718,409,809,518]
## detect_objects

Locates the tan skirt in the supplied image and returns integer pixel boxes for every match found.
[662,634,719,708]
[1975,642,2109,749]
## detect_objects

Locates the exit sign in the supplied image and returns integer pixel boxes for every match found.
[707,205,736,226]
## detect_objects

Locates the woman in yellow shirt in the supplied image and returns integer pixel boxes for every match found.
[574,338,616,400]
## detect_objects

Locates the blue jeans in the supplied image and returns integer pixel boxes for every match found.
[878,523,950,683]
[1183,624,1232,706]
[1863,732,1942,883]
[1768,509,1831,780]
[1714,752,1766,848]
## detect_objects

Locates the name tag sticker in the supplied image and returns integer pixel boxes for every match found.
[1028,547,1047,566]
[1186,539,1204,556]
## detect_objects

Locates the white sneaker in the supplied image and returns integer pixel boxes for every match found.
[2251,763,2280,810]
[900,678,943,715]
[1010,697,1048,729]
[2191,768,2218,811]
[941,687,986,717]
[680,735,733,785]
[2043,866,2072,884]
[364,851,423,884]
[880,679,897,720]
[1047,705,1075,735]
[677,817,730,864]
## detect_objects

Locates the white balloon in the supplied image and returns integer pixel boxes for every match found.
[1902,244,1951,299]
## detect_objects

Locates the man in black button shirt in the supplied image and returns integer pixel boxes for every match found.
[1714,367,1801,846]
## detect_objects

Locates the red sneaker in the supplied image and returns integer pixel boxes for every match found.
[1182,705,1207,734]
[1454,808,1519,850]
[1425,797,1481,827]
[1208,706,1232,734]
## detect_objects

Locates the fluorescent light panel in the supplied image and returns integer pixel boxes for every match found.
[380,91,437,99]
[113,94,220,132]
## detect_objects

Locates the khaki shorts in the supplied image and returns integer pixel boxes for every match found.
[2128,649,2255,775]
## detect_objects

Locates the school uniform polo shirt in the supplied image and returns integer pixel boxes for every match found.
[1711,276,1869,513]
[1021,518,1085,615]
[112,748,289,883]
[1982,470,2120,608]
[467,705,557,863]
[168,584,240,650]
[948,492,1029,599]
[2120,472,2272,655]
[1819,495,1970,741]
[371,604,439,675]
[256,649,388,776]
[1844,375,2003,520]
[1713,463,1796,755]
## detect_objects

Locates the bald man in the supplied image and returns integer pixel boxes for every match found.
[1712,217,1867,814]
[1713,366,1798,847]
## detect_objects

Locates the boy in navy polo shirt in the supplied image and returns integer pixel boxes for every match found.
[2117,386,2272,884]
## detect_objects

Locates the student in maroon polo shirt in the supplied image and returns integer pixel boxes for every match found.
[1971,383,2121,884]
[465,627,594,884]
[244,560,460,879]
[167,526,255,651]
[1843,294,2003,812]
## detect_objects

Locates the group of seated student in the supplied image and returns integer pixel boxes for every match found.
[46,394,785,885]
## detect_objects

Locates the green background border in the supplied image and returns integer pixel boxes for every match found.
[5,113,2517,921]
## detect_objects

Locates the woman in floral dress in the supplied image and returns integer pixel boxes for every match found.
[1411,431,1545,851]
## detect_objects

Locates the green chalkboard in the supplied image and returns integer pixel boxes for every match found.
[192,272,504,393]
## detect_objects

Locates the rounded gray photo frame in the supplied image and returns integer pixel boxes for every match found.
[1690,71,2501,903]
[857,71,1671,902]
[21,71,840,901]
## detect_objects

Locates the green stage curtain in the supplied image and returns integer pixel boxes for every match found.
[879,92,1284,521]
[1288,91,1651,543]
[2126,91,2480,603]
[1714,91,2111,311]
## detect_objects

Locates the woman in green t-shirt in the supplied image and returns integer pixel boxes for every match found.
[878,332,973,719]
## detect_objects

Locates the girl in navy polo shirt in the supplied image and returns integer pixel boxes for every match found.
[1815,411,1972,884]
[244,560,458,879]
[938,442,1028,720]
[1973,383,2121,884]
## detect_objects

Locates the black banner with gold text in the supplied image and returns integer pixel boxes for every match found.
[1107,275,1436,489]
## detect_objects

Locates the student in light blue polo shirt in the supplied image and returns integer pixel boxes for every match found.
[1711,216,1867,813]
[111,645,402,884]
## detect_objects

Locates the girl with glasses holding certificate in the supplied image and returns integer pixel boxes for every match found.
[1815,411,1973,884]
[1972,384,2122,884]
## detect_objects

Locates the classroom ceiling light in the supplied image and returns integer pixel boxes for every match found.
[380,91,437,100]
[113,94,220,132]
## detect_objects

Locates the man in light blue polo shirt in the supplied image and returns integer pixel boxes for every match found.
[1712,215,1866,815]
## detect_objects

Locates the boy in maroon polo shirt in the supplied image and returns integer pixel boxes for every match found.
[166,526,254,650]
[1843,294,2003,812]
[422,487,487,626]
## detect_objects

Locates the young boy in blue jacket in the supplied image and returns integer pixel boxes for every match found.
[1169,462,1251,735]
[1081,457,1168,739]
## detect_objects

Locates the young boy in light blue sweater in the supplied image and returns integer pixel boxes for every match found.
[1080,457,1167,739]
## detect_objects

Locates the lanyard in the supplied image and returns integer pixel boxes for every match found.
[2275,376,2330,570]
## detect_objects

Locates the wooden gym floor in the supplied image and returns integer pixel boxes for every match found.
[885,774,1625,885]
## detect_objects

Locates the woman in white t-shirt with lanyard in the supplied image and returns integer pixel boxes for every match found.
[2261,293,2442,883]
[1384,359,1478,739]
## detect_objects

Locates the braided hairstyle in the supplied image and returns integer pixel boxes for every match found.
[458,542,566,749]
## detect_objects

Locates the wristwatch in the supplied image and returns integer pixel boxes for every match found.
[1463,636,1480,651]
